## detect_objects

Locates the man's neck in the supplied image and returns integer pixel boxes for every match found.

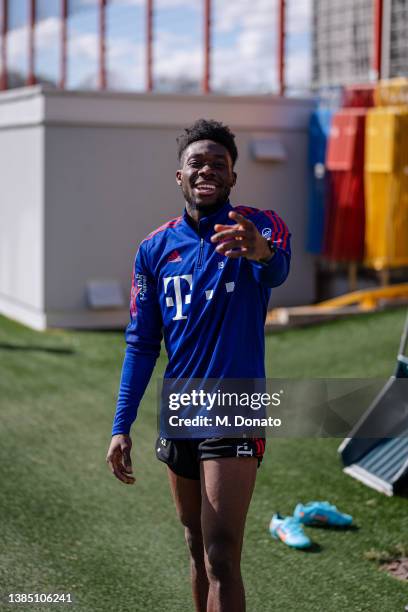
[185,200,228,229]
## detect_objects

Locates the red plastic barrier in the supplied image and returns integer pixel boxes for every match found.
[343,84,375,109]
[323,109,367,261]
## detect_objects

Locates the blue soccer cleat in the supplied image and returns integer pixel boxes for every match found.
[294,501,353,527]
[269,513,312,549]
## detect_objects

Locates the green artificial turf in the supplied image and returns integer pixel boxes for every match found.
[0,309,407,612]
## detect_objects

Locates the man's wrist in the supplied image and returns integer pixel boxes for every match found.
[112,430,131,437]
[257,238,277,263]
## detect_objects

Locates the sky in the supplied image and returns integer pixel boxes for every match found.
[1,0,312,94]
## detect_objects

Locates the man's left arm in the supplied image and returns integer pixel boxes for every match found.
[210,210,291,288]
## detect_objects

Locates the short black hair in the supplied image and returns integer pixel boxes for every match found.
[177,119,238,166]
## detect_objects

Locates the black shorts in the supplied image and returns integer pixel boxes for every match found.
[155,437,266,480]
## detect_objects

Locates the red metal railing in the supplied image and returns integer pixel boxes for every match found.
[373,0,383,80]
[59,0,67,89]
[0,0,8,90]
[27,0,36,85]
[278,0,286,96]
[0,0,380,95]
[202,0,211,94]
[99,0,107,90]
[146,0,153,92]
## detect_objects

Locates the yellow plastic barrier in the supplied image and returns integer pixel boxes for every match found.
[374,77,408,107]
[364,107,408,270]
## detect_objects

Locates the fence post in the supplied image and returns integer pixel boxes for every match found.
[278,0,286,95]
[202,0,211,93]
[27,0,36,85]
[373,0,383,80]
[99,0,107,89]
[59,0,68,88]
[146,0,153,91]
[0,0,7,90]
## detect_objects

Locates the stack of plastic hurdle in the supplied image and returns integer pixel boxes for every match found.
[323,84,375,264]
[364,78,408,277]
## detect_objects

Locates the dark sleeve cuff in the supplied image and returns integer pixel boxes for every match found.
[250,248,291,287]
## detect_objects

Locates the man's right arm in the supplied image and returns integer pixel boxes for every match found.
[107,242,162,484]
[112,241,163,436]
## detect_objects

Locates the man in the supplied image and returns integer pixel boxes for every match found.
[106,119,291,612]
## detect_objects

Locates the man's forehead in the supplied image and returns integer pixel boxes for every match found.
[184,139,230,159]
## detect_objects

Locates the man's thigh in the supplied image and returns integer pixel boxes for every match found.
[167,467,202,531]
[200,457,258,550]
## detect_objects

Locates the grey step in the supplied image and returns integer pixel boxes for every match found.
[344,432,408,496]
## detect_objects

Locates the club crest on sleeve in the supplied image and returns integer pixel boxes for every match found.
[262,227,272,239]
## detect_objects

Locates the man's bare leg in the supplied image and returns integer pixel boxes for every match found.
[167,468,209,612]
[200,457,258,612]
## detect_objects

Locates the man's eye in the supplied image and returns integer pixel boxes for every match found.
[189,161,201,168]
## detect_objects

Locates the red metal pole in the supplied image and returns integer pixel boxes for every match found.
[202,0,211,93]
[278,0,286,96]
[0,0,8,90]
[60,0,68,89]
[373,0,383,80]
[27,0,36,85]
[146,0,153,91]
[99,0,107,90]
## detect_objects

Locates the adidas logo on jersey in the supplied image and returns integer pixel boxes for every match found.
[168,250,182,263]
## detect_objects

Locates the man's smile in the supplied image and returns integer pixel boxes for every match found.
[193,182,219,196]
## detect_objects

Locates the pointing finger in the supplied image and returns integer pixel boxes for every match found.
[216,239,249,254]
[214,223,236,232]
[225,247,249,258]
[211,229,247,243]
[228,211,253,228]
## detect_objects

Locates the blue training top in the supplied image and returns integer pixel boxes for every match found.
[112,201,291,435]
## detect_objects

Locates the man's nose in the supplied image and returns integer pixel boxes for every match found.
[198,164,215,176]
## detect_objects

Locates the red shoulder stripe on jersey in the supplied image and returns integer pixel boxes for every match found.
[130,280,141,318]
[263,210,289,250]
[268,211,285,248]
[234,205,259,217]
[275,218,289,251]
[263,210,280,239]
[144,216,183,242]
[272,211,285,245]
[277,215,290,250]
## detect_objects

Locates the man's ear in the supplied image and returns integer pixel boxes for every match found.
[176,170,182,186]
[232,171,237,186]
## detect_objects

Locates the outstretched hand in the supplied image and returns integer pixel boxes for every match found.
[210,211,273,262]
[106,434,135,485]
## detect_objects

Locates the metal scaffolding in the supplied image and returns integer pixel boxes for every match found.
[312,0,408,89]
[312,0,374,88]
[389,0,408,77]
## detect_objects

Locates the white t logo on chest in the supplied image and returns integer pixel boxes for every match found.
[163,275,193,320]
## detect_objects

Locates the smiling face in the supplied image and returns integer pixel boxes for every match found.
[176,139,237,211]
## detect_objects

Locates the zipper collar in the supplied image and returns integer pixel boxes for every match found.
[182,201,233,238]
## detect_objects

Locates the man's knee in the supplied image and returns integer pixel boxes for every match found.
[184,526,204,564]
[205,535,240,583]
